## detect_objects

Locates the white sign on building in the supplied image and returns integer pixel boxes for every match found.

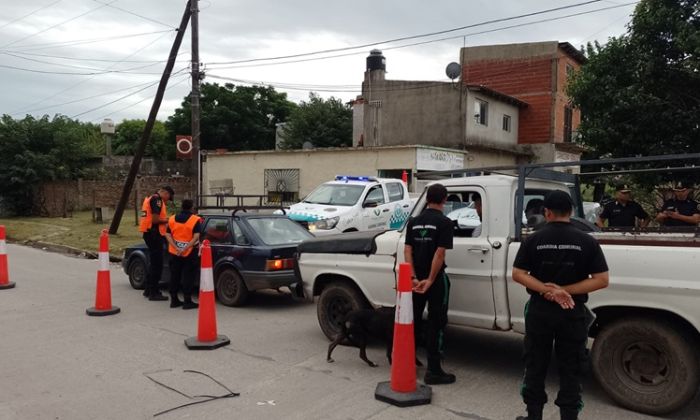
[416,148,465,171]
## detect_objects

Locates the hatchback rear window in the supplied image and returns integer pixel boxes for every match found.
[247,218,312,245]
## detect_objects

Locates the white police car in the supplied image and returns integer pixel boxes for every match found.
[288,176,413,235]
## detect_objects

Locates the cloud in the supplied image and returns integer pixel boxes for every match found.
[0,0,636,122]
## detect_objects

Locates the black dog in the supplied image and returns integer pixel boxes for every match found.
[327,306,423,368]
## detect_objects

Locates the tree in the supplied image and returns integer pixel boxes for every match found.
[279,93,352,149]
[568,0,700,157]
[112,119,173,160]
[0,115,101,214]
[166,83,296,151]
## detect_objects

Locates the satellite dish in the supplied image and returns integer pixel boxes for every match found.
[302,141,314,150]
[445,62,462,81]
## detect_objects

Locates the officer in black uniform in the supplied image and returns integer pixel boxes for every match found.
[512,191,609,420]
[405,183,456,385]
[655,181,700,227]
[596,184,649,228]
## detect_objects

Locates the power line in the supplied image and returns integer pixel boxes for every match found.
[0,51,174,74]
[0,62,175,76]
[206,0,604,66]
[0,0,119,49]
[206,1,637,71]
[5,50,188,64]
[2,29,174,52]
[90,0,177,29]
[0,0,63,31]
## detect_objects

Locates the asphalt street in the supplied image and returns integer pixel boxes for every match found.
[1,244,698,420]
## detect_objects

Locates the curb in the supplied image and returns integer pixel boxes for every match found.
[8,239,123,262]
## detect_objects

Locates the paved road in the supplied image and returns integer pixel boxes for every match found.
[0,244,698,420]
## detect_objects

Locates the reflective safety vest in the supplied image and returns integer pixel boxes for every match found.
[167,214,201,257]
[139,194,167,235]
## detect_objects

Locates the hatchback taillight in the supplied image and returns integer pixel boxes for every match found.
[265,258,295,271]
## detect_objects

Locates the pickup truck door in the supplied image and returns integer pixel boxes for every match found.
[361,184,388,230]
[397,187,496,329]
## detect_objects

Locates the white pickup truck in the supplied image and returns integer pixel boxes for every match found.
[297,173,700,416]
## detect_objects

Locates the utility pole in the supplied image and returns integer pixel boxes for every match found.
[108,1,192,235]
[190,0,201,206]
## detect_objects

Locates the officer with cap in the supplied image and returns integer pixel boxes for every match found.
[656,181,700,227]
[596,184,649,228]
[512,190,609,420]
[139,185,174,301]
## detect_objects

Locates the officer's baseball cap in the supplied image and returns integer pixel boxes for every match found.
[673,181,691,191]
[616,184,631,193]
[162,185,175,199]
[543,190,573,213]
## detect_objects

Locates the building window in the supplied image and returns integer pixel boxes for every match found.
[566,63,575,79]
[265,169,300,204]
[474,99,488,126]
[502,115,511,132]
[564,106,573,142]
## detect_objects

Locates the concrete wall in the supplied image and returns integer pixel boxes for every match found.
[361,81,464,149]
[204,147,419,198]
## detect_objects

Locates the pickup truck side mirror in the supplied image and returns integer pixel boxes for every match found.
[363,201,379,208]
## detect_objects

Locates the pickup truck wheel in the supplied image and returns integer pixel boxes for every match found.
[317,282,368,340]
[127,258,147,290]
[592,318,700,415]
[215,268,248,307]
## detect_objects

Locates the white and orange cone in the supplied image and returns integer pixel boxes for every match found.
[375,263,432,407]
[0,225,15,290]
[185,240,230,350]
[86,230,120,316]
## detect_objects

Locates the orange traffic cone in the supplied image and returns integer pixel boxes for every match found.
[86,230,120,316]
[185,240,230,350]
[0,225,15,290]
[375,262,431,407]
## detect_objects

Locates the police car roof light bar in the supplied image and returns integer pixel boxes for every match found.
[335,175,378,183]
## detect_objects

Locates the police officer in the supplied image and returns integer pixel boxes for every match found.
[139,186,174,301]
[655,181,700,227]
[596,184,649,228]
[405,183,456,385]
[164,199,201,310]
[512,190,609,420]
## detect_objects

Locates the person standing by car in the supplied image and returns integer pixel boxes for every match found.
[405,183,456,385]
[655,181,700,227]
[164,199,201,310]
[512,190,609,420]
[139,186,174,301]
[596,184,650,228]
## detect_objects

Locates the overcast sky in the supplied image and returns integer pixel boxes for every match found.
[0,0,638,124]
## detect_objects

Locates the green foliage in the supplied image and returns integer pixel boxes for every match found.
[112,119,173,160]
[0,115,102,214]
[165,83,296,151]
[279,93,353,149]
[568,0,700,158]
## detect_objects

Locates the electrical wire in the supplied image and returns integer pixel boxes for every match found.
[206,1,638,71]
[90,0,177,29]
[1,51,177,74]
[206,0,604,66]
[0,0,119,49]
[0,0,63,31]
[4,50,188,64]
[2,29,175,52]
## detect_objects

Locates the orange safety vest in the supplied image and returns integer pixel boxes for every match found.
[139,194,168,235]
[167,214,201,257]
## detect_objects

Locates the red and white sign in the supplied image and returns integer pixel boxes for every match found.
[176,135,193,160]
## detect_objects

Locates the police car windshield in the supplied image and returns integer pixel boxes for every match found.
[303,184,365,206]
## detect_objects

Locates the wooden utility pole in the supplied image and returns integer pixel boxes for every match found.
[190,0,201,205]
[108,1,192,234]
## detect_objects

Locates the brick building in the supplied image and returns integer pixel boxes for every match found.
[461,41,586,161]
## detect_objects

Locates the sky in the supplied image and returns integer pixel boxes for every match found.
[0,0,639,124]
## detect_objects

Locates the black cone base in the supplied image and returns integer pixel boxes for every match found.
[185,334,230,350]
[374,381,432,407]
[0,282,15,290]
[86,306,121,316]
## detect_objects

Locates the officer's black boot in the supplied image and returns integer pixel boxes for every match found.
[516,405,543,420]
[170,294,183,308]
[424,357,456,385]
[182,295,198,310]
[560,408,578,420]
[148,291,168,301]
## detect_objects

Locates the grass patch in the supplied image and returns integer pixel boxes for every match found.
[0,211,143,257]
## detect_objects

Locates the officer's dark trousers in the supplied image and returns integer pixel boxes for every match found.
[413,273,450,367]
[169,252,198,299]
[522,296,588,420]
[142,231,164,295]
